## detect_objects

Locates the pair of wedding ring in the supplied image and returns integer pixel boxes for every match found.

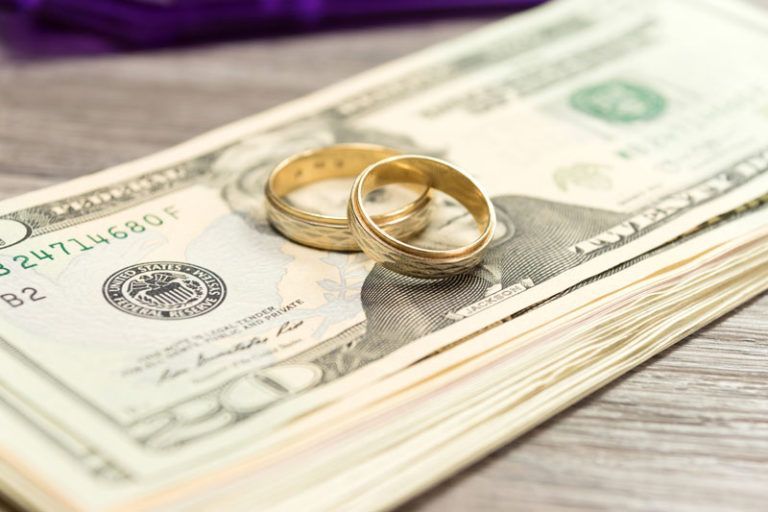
[265,144,496,279]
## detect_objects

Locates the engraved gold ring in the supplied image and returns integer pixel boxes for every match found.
[265,144,432,251]
[348,155,496,279]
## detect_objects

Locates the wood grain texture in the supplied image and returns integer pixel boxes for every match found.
[1,7,767,512]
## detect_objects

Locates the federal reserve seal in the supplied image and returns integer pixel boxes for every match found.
[570,80,666,123]
[103,261,226,320]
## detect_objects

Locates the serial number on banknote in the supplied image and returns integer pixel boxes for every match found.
[0,206,180,277]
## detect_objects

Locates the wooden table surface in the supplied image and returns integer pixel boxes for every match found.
[1,7,767,512]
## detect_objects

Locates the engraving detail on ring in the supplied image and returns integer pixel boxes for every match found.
[265,144,431,251]
[268,193,432,252]
[348,155,496,279]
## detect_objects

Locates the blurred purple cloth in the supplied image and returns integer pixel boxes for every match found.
[1,0,543,47]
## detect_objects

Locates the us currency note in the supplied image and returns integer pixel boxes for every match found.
[2,0,768,507]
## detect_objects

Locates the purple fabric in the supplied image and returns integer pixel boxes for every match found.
[1,0,544,47]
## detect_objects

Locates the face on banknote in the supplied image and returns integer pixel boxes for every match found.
[1,0,768,504]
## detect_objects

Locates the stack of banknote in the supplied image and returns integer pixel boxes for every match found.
[2,0,768,510]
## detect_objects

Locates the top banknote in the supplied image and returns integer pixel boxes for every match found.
[1,0,768,508]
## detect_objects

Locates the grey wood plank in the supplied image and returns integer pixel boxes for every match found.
[0,17,491,179]
[1,7,767,512]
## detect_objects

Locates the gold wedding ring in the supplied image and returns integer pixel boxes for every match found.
[348,155,496,279]
[265,144,432,251]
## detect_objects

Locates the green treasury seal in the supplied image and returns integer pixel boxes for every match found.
[570,80,666,123]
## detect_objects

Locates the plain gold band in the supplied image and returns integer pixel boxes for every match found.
[265,144,431,251]
[348,155,496,279]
